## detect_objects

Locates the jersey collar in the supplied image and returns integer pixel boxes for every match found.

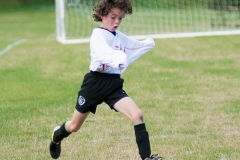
[98,27,116,36]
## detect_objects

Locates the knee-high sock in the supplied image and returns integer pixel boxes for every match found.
[53,122,71,143]
[134,123,151,159]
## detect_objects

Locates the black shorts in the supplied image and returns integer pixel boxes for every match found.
[75,71,128,114]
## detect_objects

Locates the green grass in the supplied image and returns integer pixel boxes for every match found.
[0,7,240,160]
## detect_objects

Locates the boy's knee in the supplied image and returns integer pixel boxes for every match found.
[132,109,144,122]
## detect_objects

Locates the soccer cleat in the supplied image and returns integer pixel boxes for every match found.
[144,154,164,160]
[49,126,61,159]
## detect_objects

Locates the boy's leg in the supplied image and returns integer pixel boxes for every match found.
[50,109,90,159]
[113,97,151,159]
[134,123,151,159]
[52,122,71,143]
[113,97,163,160]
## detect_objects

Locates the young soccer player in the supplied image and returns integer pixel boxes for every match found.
[49,0,163,159]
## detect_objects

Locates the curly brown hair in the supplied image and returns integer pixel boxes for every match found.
[93,0,132,22]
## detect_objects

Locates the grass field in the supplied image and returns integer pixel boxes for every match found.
[0,7,240,160]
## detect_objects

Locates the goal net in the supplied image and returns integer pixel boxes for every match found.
[55,0,240,44]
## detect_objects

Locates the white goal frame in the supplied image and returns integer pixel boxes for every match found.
[56,0,240,44]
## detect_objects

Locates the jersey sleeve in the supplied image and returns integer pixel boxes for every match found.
[90,31,128,70]
[121,34,155,64]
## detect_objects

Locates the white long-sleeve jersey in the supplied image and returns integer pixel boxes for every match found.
[89,28,155,74]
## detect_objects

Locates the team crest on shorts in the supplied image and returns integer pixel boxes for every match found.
[78,95,85,106]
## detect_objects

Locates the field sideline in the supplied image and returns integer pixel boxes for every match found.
[0,7,240,160]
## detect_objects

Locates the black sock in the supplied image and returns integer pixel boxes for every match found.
[134,123,151,159]
[53,122,71,143]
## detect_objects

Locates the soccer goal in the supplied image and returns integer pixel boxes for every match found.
[55,0,240,44]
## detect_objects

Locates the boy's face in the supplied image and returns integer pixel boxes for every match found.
[101,8,125,32]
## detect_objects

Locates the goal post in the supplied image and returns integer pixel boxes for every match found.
[55,0,240,44]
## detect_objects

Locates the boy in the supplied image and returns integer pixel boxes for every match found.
[49,0,163,159]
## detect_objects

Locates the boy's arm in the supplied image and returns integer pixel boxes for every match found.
[122,35,155,64]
